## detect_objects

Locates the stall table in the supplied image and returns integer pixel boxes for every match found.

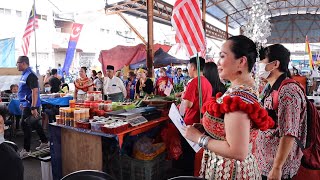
[49,116,169,180]
[8,96,73,115]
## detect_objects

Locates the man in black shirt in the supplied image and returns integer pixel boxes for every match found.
[49,68,61,93]
[0,106,24,180]
[17,56,49,159]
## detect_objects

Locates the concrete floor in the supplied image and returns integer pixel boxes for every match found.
[6,129,45,180]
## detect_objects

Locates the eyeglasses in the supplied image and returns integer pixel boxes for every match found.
[16,61,23,64]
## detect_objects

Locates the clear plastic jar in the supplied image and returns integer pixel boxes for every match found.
[86,91,95,101]
[59,108,66,125]
[56,115,61,124]
[84,108,90,121]
[98,103,104,110]
[94,91,102,101]
[65,108,72,126]
[74,110,81,122]
[80,109,86,121]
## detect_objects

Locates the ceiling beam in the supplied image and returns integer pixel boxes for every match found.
[220,0,319,20]
[214,3,241,27]
[206,0,226,8]
[105,0,231,40]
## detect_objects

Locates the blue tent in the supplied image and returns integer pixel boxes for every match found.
[129,48,188,69]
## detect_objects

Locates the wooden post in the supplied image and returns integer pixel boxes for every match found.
[202,0,206,31]
[226,16,229,39]
[147,0,154,78]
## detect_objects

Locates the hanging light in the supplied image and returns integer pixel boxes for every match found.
[243,0,272,96]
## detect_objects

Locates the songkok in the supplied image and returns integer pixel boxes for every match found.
[106,65,114,70]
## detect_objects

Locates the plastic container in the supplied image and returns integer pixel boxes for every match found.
[74,110,81,121]
[121,153,167,180]
[79,109,86,121]
[94,91,102,101]
[75,121,91,129]
[86,91,95,101]
[65,108,72,126]
[90,121,105,132]
[56,115,61,124]
[69,100,75,108]
[104,101,113,112]
[96,110,105,117]
[98,103,104,110]
[101,123,129,134]
[59,108,66,125]
[84,108,90,121]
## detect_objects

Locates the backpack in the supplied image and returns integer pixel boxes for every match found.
[272,78,320,170]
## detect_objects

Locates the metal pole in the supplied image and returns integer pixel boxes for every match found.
[147,0,154,78]
[226,16,229,39]
[33,0,39,75]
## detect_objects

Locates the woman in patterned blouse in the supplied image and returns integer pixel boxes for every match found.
[183,35,275,179]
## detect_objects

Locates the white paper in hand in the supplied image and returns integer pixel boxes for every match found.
[169,103,201,152]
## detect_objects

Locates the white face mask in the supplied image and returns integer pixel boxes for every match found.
[258,62,273,79]
[45,87,51,92]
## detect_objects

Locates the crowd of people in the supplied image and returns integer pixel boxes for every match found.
[0,34,315,180]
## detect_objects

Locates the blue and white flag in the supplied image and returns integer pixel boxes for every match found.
[0,38,15,67]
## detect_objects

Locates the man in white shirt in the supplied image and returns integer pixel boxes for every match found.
[103,65,127,102]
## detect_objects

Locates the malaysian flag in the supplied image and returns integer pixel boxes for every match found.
[171,0,206,57]
[21,3,39,56]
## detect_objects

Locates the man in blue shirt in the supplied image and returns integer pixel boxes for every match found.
[125,71,137,100]
[173,67,184,84]
[17,56,49,159]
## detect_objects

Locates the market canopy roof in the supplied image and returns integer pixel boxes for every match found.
[206,0,320,43]
[129,48,188,69]
[98,43,171,74]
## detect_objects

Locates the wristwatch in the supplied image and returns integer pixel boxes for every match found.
[31,107,37,110]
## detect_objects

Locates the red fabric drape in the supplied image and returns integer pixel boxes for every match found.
[98,43,171,75]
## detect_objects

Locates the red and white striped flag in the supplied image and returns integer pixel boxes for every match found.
[171,0,206,57]
[21,3,39,56]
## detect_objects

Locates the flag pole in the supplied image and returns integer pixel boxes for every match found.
[33,0,39,75]
[196,53,203,119]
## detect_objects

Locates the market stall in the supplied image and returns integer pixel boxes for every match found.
[49,94,173,180]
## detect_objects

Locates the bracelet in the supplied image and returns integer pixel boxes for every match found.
[198,135,208,148]
[202,136,210,150]
[197,135,204,147]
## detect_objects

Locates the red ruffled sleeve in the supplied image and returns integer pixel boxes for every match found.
[202,92,275,131]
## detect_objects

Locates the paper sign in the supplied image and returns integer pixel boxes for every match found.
[169,103,201,152]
